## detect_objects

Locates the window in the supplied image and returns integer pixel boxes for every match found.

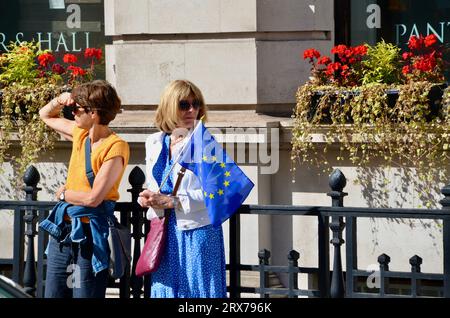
[336,0,450,79]
[0,0,108,76]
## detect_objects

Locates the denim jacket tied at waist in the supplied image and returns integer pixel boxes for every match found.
[39,200,115,275]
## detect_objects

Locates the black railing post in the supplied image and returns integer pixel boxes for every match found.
[318,214,330,298]
[409,255,422,297]
[378,253,390,297]
[258,249,270,298]
[22,166,41,296]
[440,183,450,297]
[443,217,450,298]
[287,250,299,298]
[345,216,357,297]
[229,212,241,298]
[127,166,145,298]
[328,169,347,298]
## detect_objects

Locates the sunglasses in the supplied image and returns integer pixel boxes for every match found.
[67,104,91,114]
[179,100,201,111]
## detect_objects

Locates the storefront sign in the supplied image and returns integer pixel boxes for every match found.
[0,1,105,54]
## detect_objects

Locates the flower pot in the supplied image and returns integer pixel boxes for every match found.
[385,83,447,122]
[308,90,356,124]
[308,83,447,124]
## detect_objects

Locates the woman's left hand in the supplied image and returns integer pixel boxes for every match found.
[55,185,66,201]
[139,190,173,209]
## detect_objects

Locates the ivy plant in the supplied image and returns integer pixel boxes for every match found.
[293,35,450,207]
[0,41,102,192]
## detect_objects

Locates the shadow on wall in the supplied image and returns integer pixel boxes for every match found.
[288,146,446,261]
[0,162,68,201]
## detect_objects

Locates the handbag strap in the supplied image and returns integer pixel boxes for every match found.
[86,137,113,223]
[161,167,186,218]
[85,137,95,188]
[171,167,186,196]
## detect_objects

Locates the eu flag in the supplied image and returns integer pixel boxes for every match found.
[178,121,254,227]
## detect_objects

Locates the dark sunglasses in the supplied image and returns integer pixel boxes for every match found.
[67,104,91,114]
[179,100,201,111]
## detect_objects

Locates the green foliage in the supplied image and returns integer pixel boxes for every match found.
[361,40,402,85]
[0,42,104,195]
[0,42,42,87]
[0,42,61,190]
[292,82,450,206]
[295,37,450,207]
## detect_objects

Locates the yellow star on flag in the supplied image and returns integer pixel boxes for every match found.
[225,171,231,177]
[204,191,207,197]
[223,181,230,187]
[202,155,208,162]
[209,193,215,199]
[212,156,217,162]
[218,189,224,196]
[220,163,226,168]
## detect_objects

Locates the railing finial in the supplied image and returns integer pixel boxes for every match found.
[287,250,300,262]
[23,165,40,187]
[378,253,391,271]
[258,249,271,262]
[329,168,346,192]
[128,166,145,188]
[409,255,422,273]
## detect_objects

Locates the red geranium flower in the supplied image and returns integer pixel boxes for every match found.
[63,54,78,64]
[402,65,411,74]
[402,52,413,60]
[84,48,102,60]
[424,34,438,48]
[325,62,341,76]
[318,56,331,65]
[37,52,55,68]
[303,48,321,60]
[67,65,86,76]
[331,45,348,55]
[52,63,65,75]
[353,45,368,56]
[408,36,424,51]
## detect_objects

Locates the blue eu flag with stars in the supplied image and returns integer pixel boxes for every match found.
[179,121,254,227]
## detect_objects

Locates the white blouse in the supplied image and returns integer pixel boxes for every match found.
[142,131,211,230]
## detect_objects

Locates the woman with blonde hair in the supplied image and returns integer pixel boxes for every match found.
[138,80,227,298]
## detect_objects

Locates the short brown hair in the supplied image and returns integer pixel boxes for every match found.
[71,80,121,125]
[155,80,207,133]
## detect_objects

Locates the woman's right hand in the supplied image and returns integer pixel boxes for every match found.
[56,92,75,107]
[39,92,76,141]
[138,189,174,209]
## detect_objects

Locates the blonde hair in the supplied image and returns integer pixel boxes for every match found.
[154,80,208,133]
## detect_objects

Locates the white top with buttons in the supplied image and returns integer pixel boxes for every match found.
[143,132,211,230]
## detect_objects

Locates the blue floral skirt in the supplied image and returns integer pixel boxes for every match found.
[150,211,227,298]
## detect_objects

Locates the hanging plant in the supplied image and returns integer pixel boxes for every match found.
[292,35,450,207]
[0,41,103,192]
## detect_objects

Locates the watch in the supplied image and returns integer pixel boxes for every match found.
[59,189,66,201]
[170,196,178,209]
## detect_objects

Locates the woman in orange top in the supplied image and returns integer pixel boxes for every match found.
[39,80,129,298]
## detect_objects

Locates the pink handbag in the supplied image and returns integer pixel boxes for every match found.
[135,167,186,276]
[135,213,168,276]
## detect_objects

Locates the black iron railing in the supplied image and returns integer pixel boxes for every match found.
[228,169,450,298]
[1,166,450,298]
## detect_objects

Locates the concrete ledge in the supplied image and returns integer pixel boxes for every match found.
[110,109,292,129]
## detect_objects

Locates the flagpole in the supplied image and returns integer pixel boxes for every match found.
[157,116,204,193]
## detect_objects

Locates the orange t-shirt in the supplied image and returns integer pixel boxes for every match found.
[65,126,130,201]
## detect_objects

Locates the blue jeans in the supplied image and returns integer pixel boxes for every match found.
[44,222,108,298]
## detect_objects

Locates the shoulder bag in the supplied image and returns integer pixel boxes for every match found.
[85,137,132,279]
[135,167,186,276]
